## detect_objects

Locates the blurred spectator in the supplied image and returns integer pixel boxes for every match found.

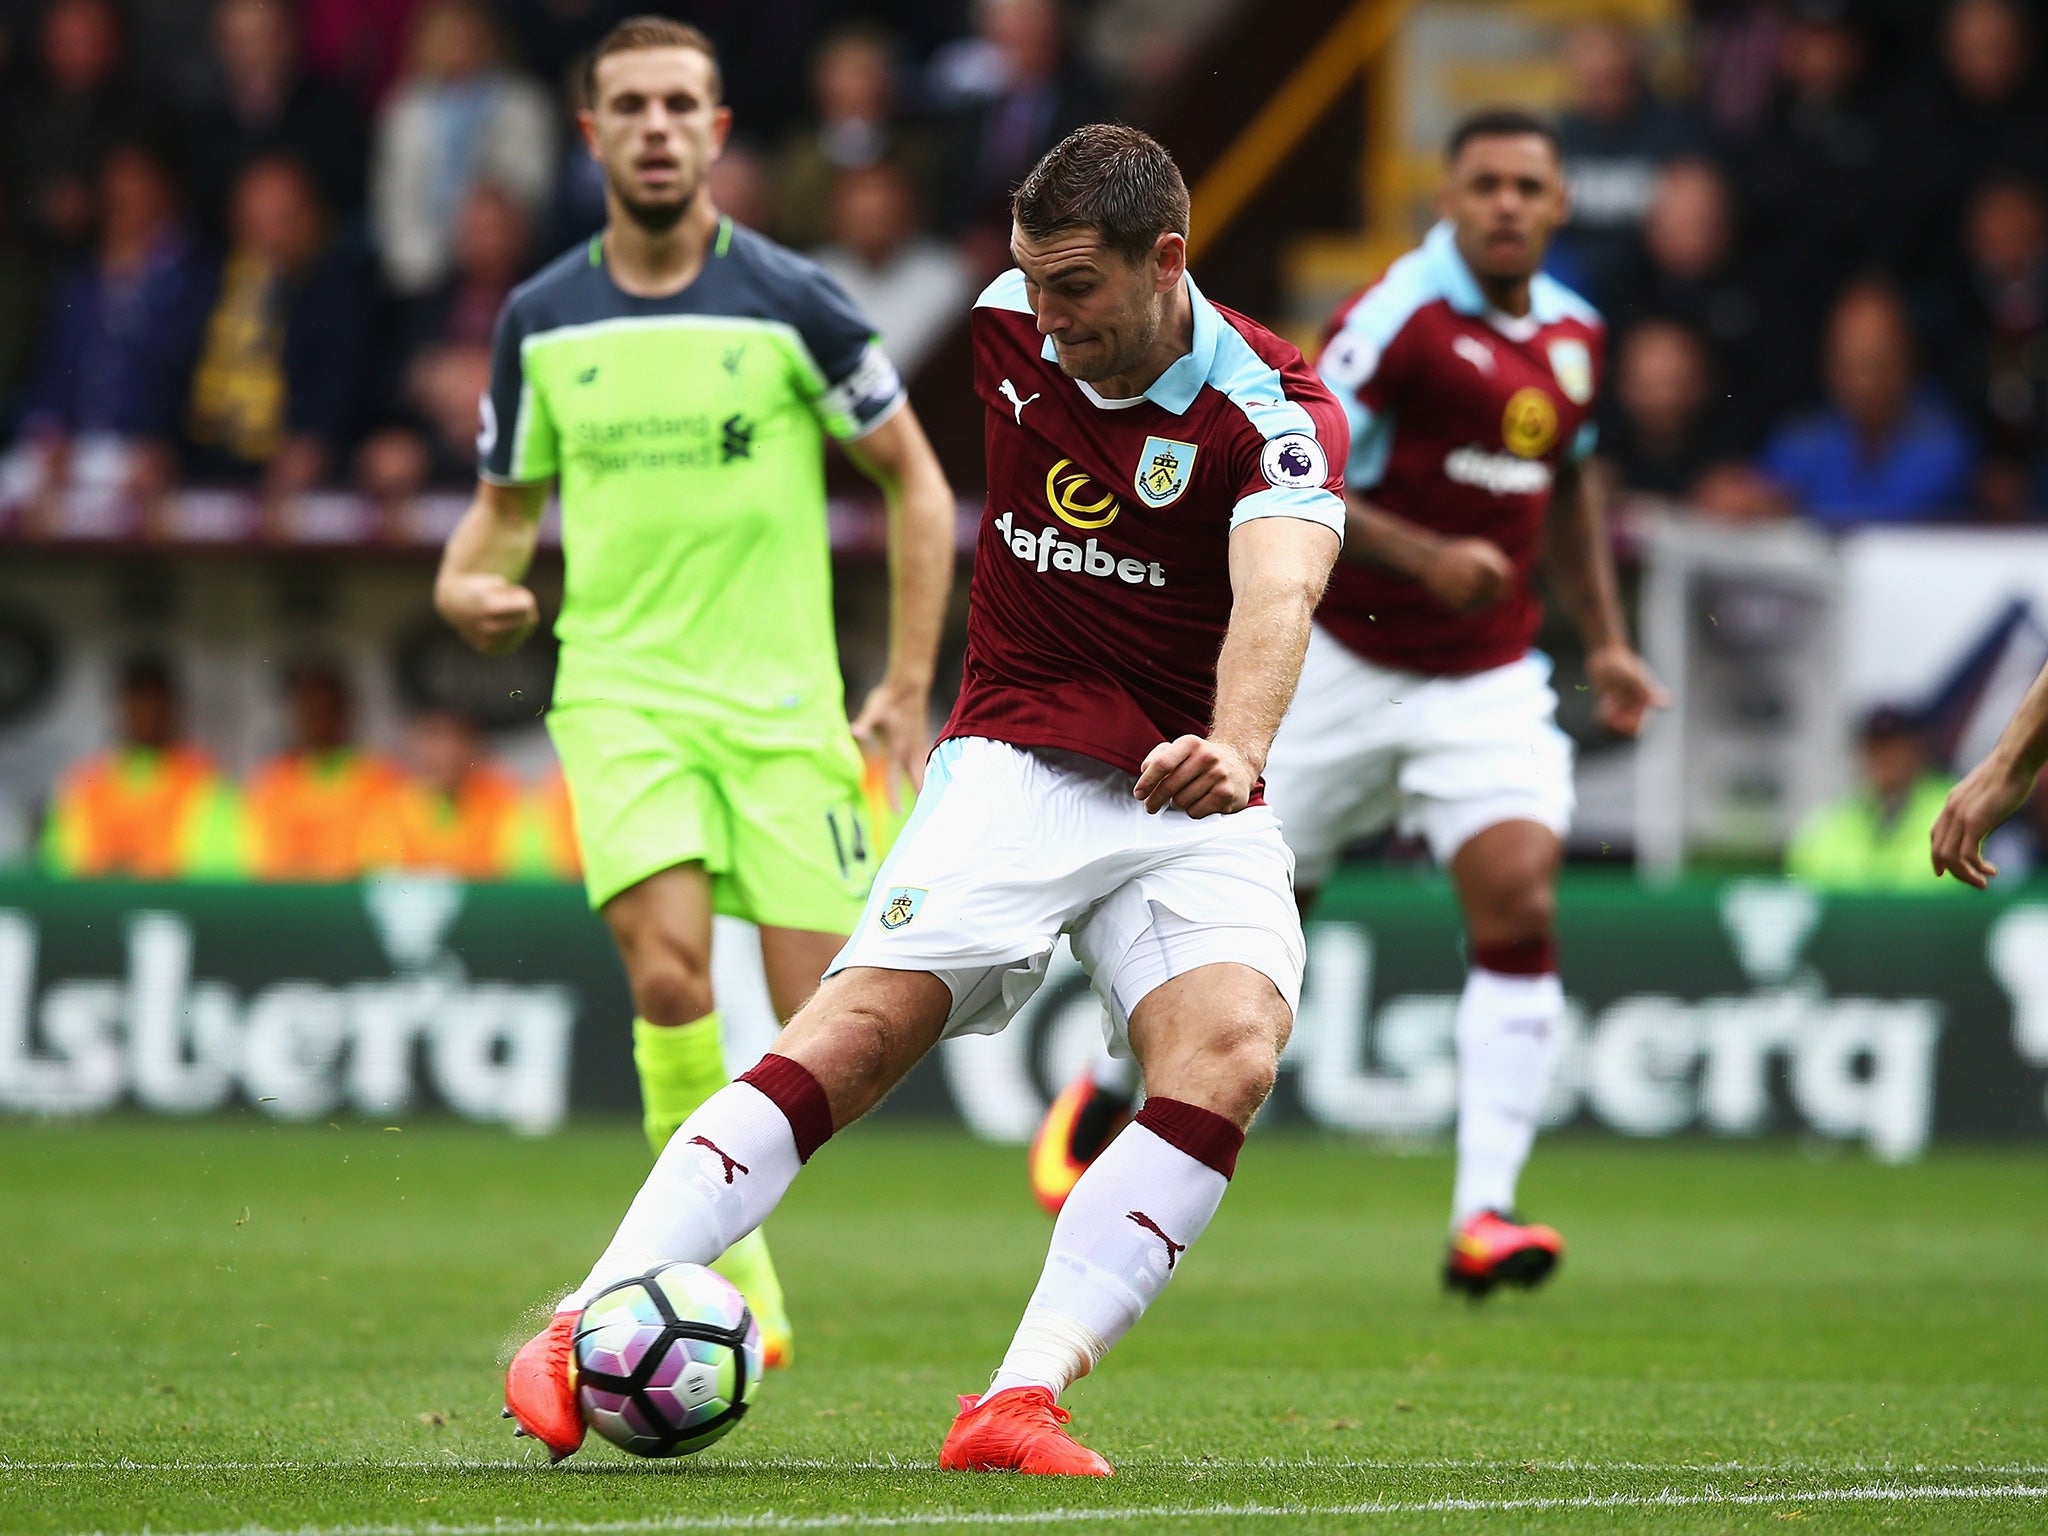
[1689,0,1788,144]
[358,184,531,497]
[499,0,631,84]
[1786,706,1957,890]
[772,25,934,253]
[1083,0,1239,108]
[363,707,522,877]
[357,341,490,498]
[184,156,371,500]
[710,136,775,238]
[0,164,42,432]
[1941,178,2048,515]
[1601,320,1746,504]
[509,762,581,881]
[1735,0,1889,392]
[1611,159,1784,448]
[185,0,368,238]
[1887,0,2048,282]
[931,0,1105,267]
[362,182,536,499]
[2,0,174,253]
[244,659,402,880]
[7,144,210,522]
[1554,21,1703,309]
[1753,280,1975,524]
[301,0,425,105]
[813,164,971,380]
[43,653,244,878]
[368,0,554,296]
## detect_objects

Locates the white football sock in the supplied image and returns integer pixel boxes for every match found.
[1451,966,1565,1227]
[560,1082,801,1311]
[1087,1042,1140,1100]
[988,1121,1227,1399]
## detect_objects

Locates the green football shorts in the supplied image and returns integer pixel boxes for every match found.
[547,701,876,931]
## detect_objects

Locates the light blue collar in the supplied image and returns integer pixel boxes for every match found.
[1039,272,1218,416]
[1422,220,1581,326]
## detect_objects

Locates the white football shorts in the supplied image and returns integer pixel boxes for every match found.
[1262,623,1575,885]
[827,736,1304,1051]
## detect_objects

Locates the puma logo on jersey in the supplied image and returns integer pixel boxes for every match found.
[1452,335,1496,375]
[1127,1211,1187,1270]
[999,378,1041,423]
[689,1136,749,1183]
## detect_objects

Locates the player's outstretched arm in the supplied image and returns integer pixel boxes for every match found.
[1544,458,1668,737]
[840,405,956,805]
[1138,517,1340,819]
[436,479,548,656]
[1932,659,2048,888]
[1343,492,1513,614]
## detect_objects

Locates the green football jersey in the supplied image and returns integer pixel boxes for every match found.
[479,220,906,735]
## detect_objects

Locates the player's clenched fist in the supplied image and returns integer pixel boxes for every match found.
[437,571,540,656]
[1135,735,1259,818]
[1421,537,1515,614]
[1586,641,1670,739]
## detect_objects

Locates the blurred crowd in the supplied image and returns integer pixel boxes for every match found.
[0,0,1178,523]
[0,0,2043,526]
[1570,0,2048,523]
[41,653,583,880]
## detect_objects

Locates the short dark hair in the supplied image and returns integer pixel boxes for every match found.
[1445,108,1561,165]
[1012,123,1190,265]
[585,15,722,107]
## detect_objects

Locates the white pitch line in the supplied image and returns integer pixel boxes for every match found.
[8,1457,2048,1476]
[32,1483,2048,1536]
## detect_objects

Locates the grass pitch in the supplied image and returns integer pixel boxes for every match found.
[1,1118,2045,1534]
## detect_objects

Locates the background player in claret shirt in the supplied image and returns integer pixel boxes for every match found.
[502,122,1348,1474]
[1034,109,1666,1297]
[438,19,954,1381]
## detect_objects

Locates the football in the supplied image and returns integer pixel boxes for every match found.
[572,1263,763,1457]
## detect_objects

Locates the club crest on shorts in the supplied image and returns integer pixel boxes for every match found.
[878,886,926,931]
[1134,436,1197,508]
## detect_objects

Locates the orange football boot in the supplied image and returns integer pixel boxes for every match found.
[940,1388,1114,1476]
[503,1309,584,1462]
[1028,1076,1134,1216]
[1444,1210,1564,1298]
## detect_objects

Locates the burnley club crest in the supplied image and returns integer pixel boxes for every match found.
[1134,436,1198,508]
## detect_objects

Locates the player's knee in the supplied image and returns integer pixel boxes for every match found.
[629,946,714,1026]
[1201,1016,1286,1126]
[1470,878,1555,949]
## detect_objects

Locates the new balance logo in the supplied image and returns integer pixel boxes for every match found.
[690,1136,749,1183]
[999,378,1041,423]
[1127,1211,1186,1271]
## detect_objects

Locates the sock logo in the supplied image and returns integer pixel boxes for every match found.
[1126,1211,1186,1271]
[689,1136,749,1184]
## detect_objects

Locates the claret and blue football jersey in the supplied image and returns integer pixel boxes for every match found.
[944,269,1350,778]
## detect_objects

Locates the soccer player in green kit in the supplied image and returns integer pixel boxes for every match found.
[436,16,954,1373]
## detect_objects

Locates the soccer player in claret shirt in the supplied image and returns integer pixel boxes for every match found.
[501,122,1347,1473]
[438,18,954,1384]
[1034,109,1667,1297]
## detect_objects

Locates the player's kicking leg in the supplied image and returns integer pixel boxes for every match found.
[506,965,950,1461]
[600,867,795,1363]
[1440,819,1567,1297]
[945,962,1288,1477]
